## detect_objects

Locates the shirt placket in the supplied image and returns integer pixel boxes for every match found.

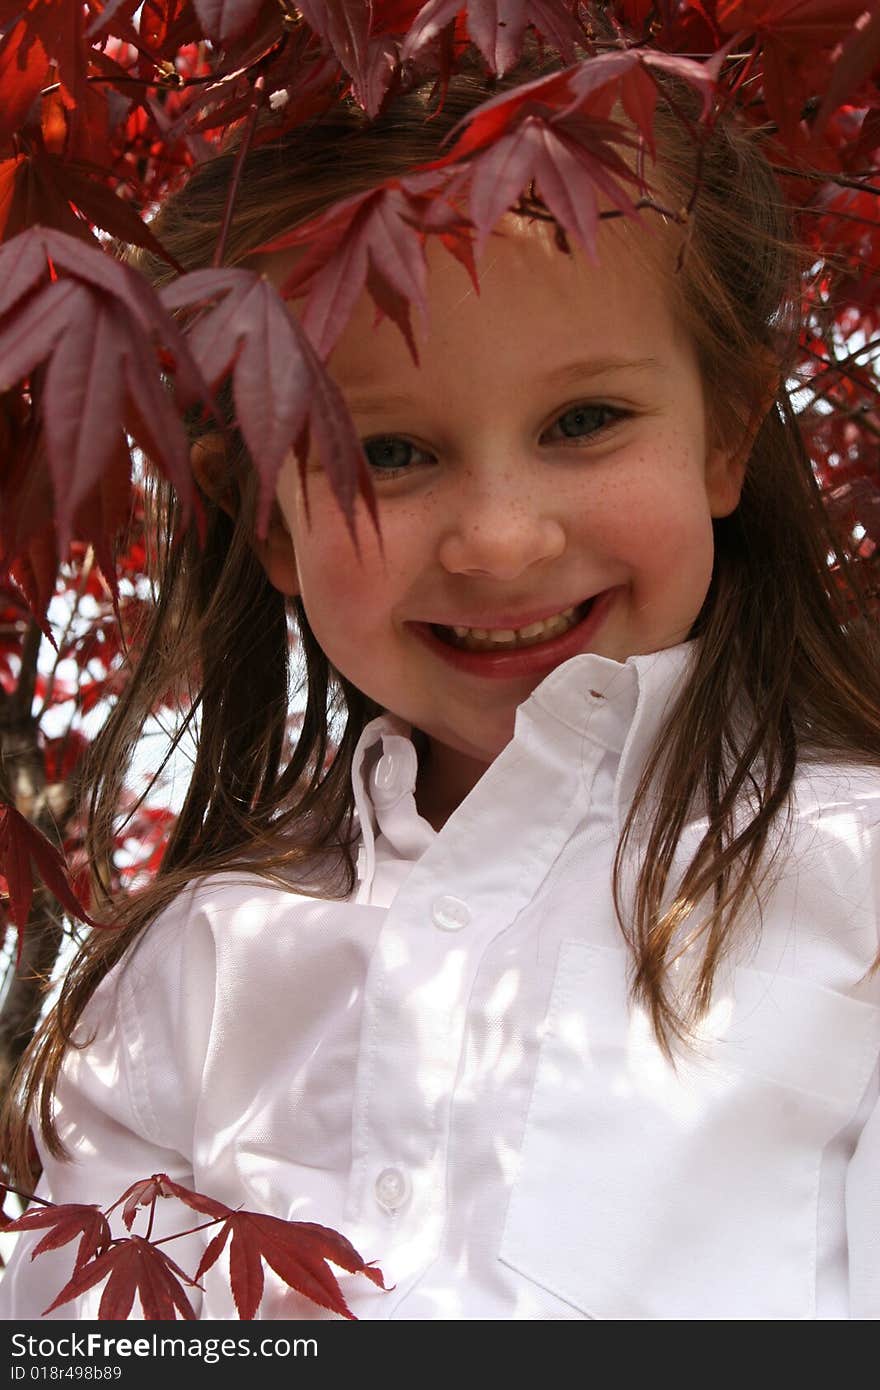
[342,700,613,1307]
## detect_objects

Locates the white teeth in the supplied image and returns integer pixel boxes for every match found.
[441,604,583,651]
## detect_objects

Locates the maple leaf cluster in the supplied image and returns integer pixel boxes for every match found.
[1,1173,387,1319]
[0,0,878,1321]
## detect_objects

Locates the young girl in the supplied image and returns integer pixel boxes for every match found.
[2,38,880,1321]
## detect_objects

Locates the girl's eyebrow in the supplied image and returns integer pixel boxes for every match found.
[344,355,663,412]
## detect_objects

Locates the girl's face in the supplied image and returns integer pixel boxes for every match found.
[266,216,745,826]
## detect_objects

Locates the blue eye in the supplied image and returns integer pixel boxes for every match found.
[362,437,430,477]
[361,404,625,481]
[546,404,622,441]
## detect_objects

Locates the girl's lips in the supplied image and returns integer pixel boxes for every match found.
[408,587,618,680]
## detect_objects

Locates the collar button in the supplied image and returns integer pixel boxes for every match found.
[432,895,471,931]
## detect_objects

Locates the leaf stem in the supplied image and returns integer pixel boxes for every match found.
[0,1180,49,1208]
[145,1195,156,1243]
[212,75,266,269]
[150,1215,225,1247]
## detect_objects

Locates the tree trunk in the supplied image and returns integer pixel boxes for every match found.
[0,623,72,1095]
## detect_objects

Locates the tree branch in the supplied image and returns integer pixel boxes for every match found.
[10,622,41,726]
[771,165,880,198]
[35,547,95,725]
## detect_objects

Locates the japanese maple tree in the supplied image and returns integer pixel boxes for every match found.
[1,0,879,1319]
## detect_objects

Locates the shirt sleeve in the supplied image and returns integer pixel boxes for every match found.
[847,1058,880,1319]
[0,885,217,1320]
[845,791,880,1321]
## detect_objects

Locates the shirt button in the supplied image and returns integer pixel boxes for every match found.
[374,1166,411,1213]
[431,895,471,931]
[371,753,400,794]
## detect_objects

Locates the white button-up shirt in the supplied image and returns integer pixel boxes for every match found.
[3,641,880,1320]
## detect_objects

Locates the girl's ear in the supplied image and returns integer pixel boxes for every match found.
[190,434,300,597]
[705,443,748,518]
[705,376,779,518]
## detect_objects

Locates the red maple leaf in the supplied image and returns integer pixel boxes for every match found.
[84,1,146,45]
[717,0,869,46]
[361,33,404,117]
[0,20,50,153]
[43,1236,201,1320]
[258,176,475,363]
[435,44,724,166]
[107,1173,227,1231]
[465,111,641,261]
[43,730,90,781]
[194,1211,390,1320]
[160,267,382,553]
[298,0,372,90]
[0,146,183,268]
[1,1201,111,1276]
[0,803,105,960]
[814,7,880,139]
[400,0,586,76]
[0,227,209,561]
[34,156,180,266]
[372,0,427,31]
[0,0,91,110]
[266,184,430,362]
[182,28,340,140]
[192,0,273,47]
[286,0,408,120]
[718,0,871,149]
[103,1174,390,1319]
[135,0,204,58]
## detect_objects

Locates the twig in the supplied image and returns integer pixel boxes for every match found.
[514,193,688,231]
[771,165,880,198]
[37,32,286,99]
[35,547,95,725]
[804,333,880,381]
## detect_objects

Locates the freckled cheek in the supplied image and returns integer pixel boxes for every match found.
[291,500,413,633]
[582,475,711,559]
[633,505,712,554]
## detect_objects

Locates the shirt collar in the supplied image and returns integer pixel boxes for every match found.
[350,640,698,892]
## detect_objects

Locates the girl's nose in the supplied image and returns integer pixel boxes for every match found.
[436,475,566,579]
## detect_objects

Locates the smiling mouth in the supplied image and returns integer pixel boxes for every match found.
[430,598,593,652]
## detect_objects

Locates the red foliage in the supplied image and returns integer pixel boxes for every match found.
[194,1212,389,1321]
[1,1203,112,1276]
[159,266,380,544]
[44,1236,201,1321]
[2,1174,387,1320]
[0,803,103,958]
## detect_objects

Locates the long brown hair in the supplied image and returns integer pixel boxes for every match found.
[6,34,880,1183]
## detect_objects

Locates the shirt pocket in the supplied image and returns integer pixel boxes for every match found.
[498,941,880,1320]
